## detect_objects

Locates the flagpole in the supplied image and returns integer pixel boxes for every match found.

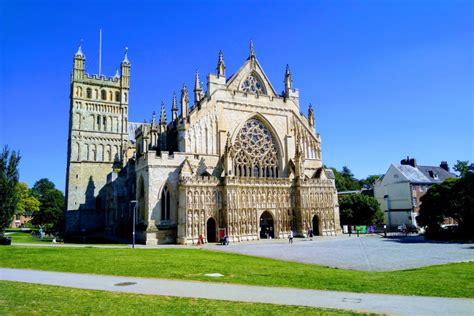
[99,29,102,76]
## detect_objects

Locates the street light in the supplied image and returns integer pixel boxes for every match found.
[130,200,137,248]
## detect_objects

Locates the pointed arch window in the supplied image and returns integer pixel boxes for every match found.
[161,186,171,221]
[101,90,107,100]
[233,118,278,178]
[86,88,92,98]
[241,74,266,95]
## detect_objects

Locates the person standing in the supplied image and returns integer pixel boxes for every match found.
[289,231,294,244]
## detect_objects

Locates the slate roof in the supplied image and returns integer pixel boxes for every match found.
[393,164,456,184]
[417,166,456,183]
[394,165,431,183]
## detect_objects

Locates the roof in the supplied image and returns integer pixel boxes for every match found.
[392,164,456,184]
[417,165,456,183]
[393,164,432,183]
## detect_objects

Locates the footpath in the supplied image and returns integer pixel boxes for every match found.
[1,268,473,315]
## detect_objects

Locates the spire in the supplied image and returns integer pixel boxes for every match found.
[160,101,167,125]
[75,43,85,58]
[122,47,130,64]
[151,111,157,126]
[181,83,189,120]
[249,39,255,59]
[114,68,120,79]
[284,64,293,97]
[217,50,226,78]
[171,92,178,121]
[308,103,315,128]
[194,70,203,103]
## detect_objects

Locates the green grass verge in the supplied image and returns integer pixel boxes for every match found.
[5,231,53,244]
[1,247,472,298]
[0,281,371,316]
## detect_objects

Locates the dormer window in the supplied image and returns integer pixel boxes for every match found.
[241,74,265,95]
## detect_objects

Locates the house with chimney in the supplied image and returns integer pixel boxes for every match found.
[374,157,456,228]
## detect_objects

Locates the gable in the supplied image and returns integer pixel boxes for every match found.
[226,58,278,97]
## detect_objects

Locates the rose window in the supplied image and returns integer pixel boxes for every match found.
[233,119,278,178]
[241,74,265,94]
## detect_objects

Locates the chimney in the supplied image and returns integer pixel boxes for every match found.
[400,156,416,167]
[440,161,449,172]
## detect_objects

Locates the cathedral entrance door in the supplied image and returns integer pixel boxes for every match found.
[312,215,320,236]
[259,211,274,239]
[206,217,217,242]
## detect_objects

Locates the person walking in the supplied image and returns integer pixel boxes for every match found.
[288,231,294,244]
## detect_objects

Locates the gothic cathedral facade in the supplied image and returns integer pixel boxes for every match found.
[66,42,341,245]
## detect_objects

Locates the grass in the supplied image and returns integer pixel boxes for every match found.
[0,281,372,316]
[0,247,473,298]
[4,231,53,244]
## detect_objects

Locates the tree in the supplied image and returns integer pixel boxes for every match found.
[417,174,473,239]
[359,175,381,189]
[331,166,361,192]
[453,160,472,177]
[0,146,21,232]
[15,182,40,216]
[339,193,383,225]
[31,178,65,232]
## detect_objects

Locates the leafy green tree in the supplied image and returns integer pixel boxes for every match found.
[416,179,457,233]
[15,182,40,216]
[0,146,21,232]
[338,193,383,225]
[449,173,474,234]
[417,174,473,239]
[31,178,64,232]
[359,175,381,189]
[453,160,472,177]
[331,166,361,192]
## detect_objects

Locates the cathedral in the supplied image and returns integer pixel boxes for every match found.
[65,41,341,245]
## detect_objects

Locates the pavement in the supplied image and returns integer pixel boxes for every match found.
[206,235,474,271]
[1,268,473,316]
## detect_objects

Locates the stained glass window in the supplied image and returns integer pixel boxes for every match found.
[241,74,265,94]
[233,119,278,178]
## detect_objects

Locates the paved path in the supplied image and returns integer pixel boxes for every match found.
[1,268,473,316]
[207,235,474,271]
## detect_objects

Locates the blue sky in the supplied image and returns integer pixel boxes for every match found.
[0,0,473,191]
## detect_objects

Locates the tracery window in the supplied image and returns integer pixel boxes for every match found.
[233,119,278,178]
[241,74,265,94]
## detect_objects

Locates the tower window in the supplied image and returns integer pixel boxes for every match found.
[86,88,92,98]
[101,90,107,100]
[161,186,171,221]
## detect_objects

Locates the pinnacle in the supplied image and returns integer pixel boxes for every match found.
[122,47,130,64]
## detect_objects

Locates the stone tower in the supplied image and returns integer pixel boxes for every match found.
[65,45,130,234]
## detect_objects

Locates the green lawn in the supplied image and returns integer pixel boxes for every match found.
[0,281,371,316]
[1,246,472,298]
[5,231,53,244]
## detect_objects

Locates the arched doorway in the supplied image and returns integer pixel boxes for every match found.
[259,211,274,239]
[312,215,320,236]
[206,217,217,242]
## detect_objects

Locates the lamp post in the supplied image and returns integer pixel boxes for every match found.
[130,200,137,248]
